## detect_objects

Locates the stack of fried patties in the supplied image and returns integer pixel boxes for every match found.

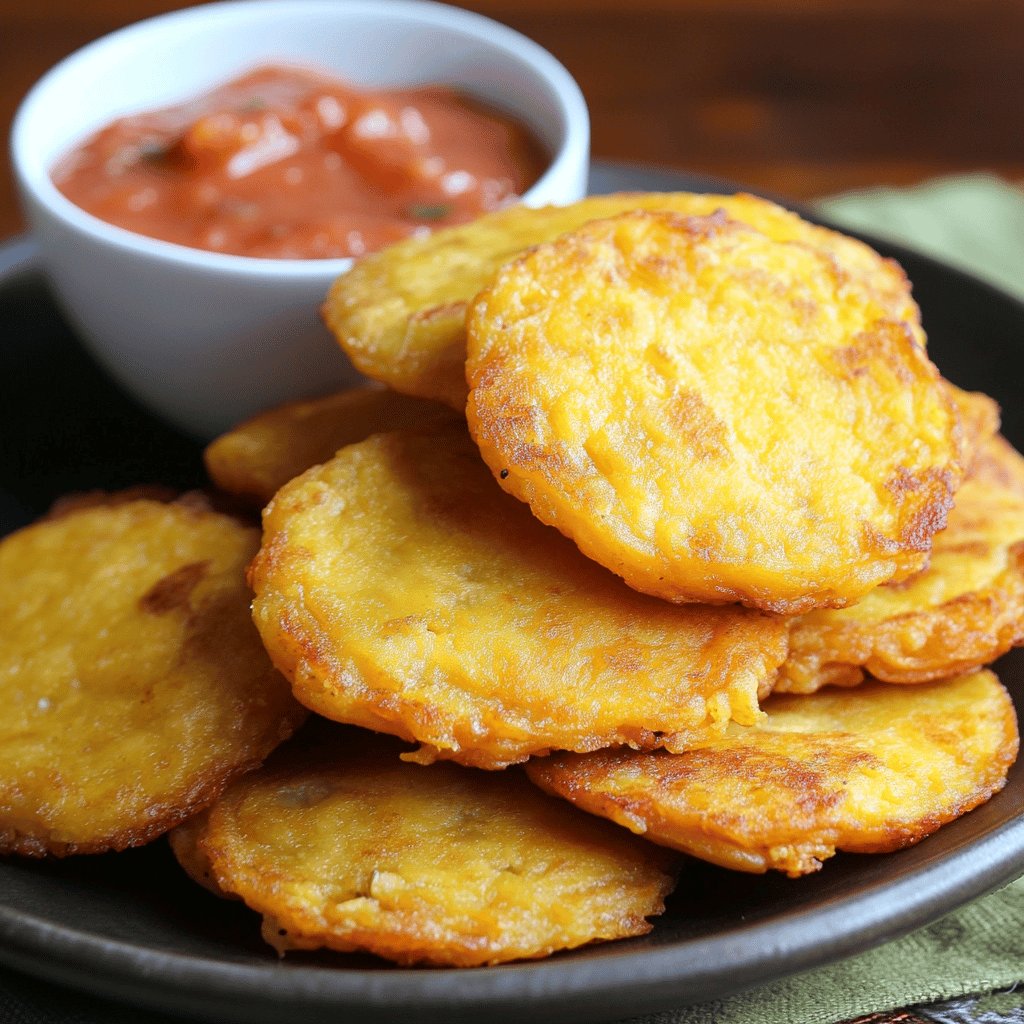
[3,194,1021,968]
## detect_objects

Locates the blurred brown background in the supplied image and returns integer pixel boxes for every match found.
[3,0,1023,239]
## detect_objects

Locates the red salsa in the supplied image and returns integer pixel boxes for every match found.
[52,65,548,259]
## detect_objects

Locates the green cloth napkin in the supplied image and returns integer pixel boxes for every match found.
[622,875,1024,1023]
[815,173,1024,301]
[619,173,1024,1024]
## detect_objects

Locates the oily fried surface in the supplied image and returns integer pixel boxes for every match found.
[0,499,307,856]
[188,726,679,967]
[466,211,961,614]
[248,423,788,769]
[204,384,456,507]
[779,435,1024,691]
[527,669,1018,877]
[325,191,918,409]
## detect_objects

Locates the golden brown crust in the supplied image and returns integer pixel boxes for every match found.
[191,726,679,966]
[204,385,457,507]
[42,486,195,520]
[527,670,1018,877]
[466,211,961,613]
[248,423,789,769]
[43,488,260,529]
[324,191,920,409]
[0,499,307,857]
[779,435,1024,692]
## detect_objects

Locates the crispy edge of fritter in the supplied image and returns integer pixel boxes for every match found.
[203,385,457,507]
[780,541,1024,690]
[778,435,1024,692]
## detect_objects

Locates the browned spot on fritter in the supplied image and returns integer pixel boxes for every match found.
[606,644,646,673]
[885,466,923,498]
[139,561,211,615]
[833,321,918,386]
[669,208,731,240]
[652,744,878,818]
[666,388,731,461]
[895,468,955,552]
[409,300,467,325]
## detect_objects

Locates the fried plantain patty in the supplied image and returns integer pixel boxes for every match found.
[778,435,1024,691]
[324,191,920,409]
[176,725,679,966]
[204,384,456,507]
[0,497,306,856]
[527,669,1018,877]
[248,423,789,769]
[466,210,962,613]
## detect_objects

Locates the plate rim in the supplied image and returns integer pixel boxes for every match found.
[3,810,1024,1023]
[2,159,1024,1023]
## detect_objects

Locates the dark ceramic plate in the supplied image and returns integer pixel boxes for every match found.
[1,162,1023,1024]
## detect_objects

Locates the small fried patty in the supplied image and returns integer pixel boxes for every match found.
[178,726,679,966]
[527,669,1018,877]
[248,424,788,769]
[467,210,962,613]
[204,384,456,507]
[324,191,919,409]
[0,497,306,856]
[778,435,1024,691]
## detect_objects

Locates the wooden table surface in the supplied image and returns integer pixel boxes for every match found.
[3,0,1024,241]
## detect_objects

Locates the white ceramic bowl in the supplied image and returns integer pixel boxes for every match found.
[11,0,589,438]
